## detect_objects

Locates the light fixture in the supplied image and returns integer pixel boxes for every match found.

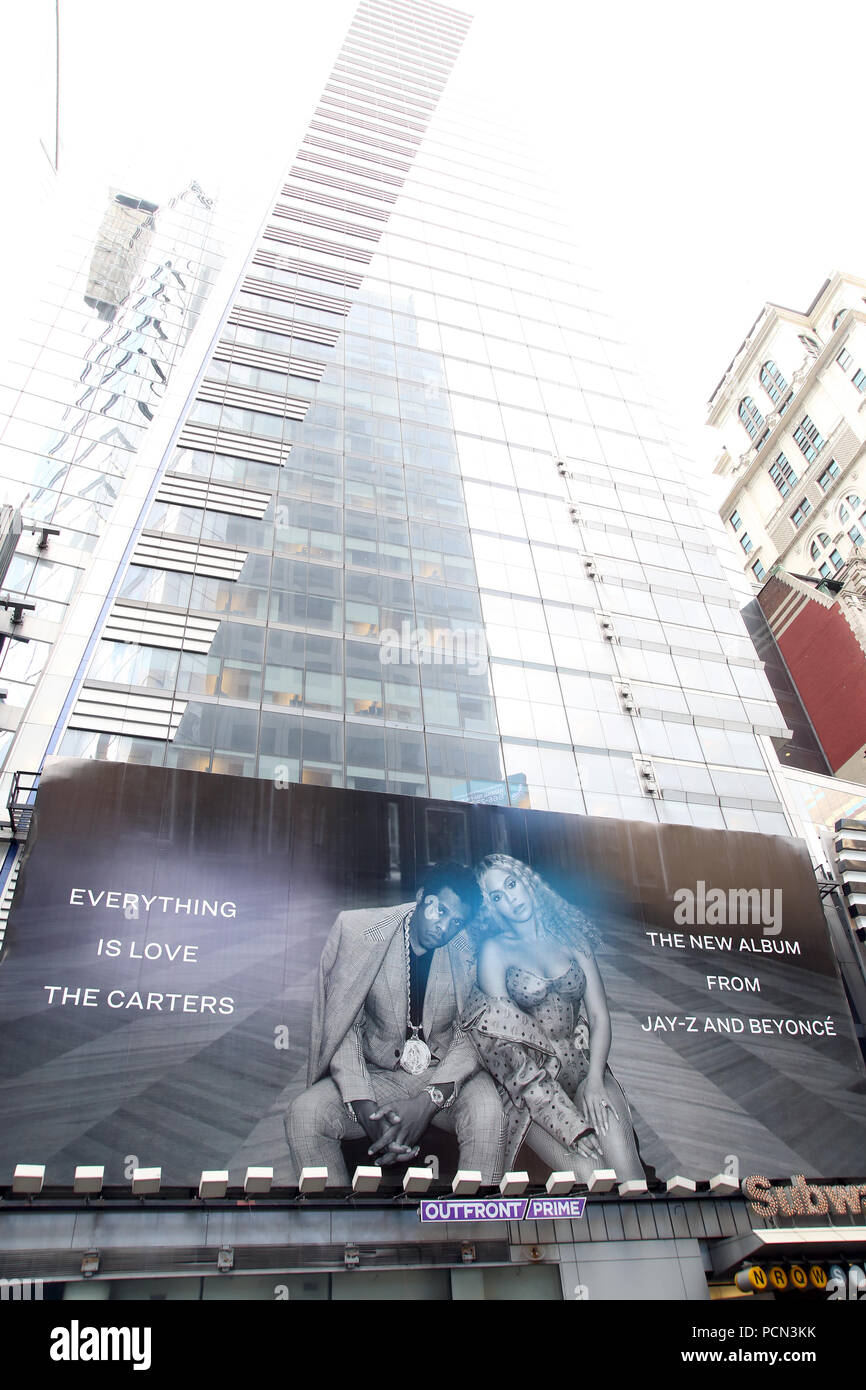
[666,1176,696,1197]
[452,1170,482,1196]
[587,1168,617,1193]
[12,1164,44,1194]
[73,1166,104,1195]
[402,1167,433,1195]
[709,1173,739,1197]
[244,1166,273,1195]
[351,1165,382,1194]
[131,1167,161,1195]
[618,1178,648,1197]
[198,1170,229,1199]
[298,1166,328,1194]
[0,596,36,627]
[29,524,60,551]
[499,1171,529,1197]
[546,1171,576,1196]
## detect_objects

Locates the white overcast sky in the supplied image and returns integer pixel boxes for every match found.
[8,0,866,481]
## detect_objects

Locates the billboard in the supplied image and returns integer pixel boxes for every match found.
[0,756,863,1188]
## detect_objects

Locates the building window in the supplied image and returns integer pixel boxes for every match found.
[837,347,853,371]
[793,414,825,463]
[818,459,840,489]
[799,334,821,357]
[740,531,754,554]
[751,558,766,581]
[832,310,849,330]
[738,396,768,447]
[768,452,797,497]
[849,525,864,547]
[759,360,789,407]
[839,493,862,523]
[729,508,742,531]
[790,498,812,528]
[811,532,845,578]
[854,368,866,393]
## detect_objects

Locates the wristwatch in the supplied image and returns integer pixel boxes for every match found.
[424,1083,455,1110]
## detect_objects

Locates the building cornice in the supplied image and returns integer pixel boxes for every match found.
[763,567,837,610]
[708,270,866,428]
[762,560,866,664]
[707,304,811,426]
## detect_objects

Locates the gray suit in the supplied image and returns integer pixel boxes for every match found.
[286,903,506,1184]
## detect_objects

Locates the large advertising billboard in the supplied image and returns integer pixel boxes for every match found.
[0,756,863,1187]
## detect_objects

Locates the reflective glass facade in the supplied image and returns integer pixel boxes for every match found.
[18,0,792,834]
[0,181,224,777]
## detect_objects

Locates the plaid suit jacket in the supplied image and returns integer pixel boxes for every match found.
[307,902,479,1101]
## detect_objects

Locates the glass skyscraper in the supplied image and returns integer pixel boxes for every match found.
[2,0,795,844]
[0,179,224,791]
[4,0,866,1314]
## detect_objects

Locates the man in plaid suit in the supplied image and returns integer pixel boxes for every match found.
[286,863,506,1184]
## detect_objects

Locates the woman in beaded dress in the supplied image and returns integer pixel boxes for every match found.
[463,853,644,1182]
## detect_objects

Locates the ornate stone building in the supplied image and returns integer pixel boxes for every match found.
[709,272,866,587]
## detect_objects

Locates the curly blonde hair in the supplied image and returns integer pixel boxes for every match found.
[474,853,599,953]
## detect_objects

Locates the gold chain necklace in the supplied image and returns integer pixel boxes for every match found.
[398,912,432,1075]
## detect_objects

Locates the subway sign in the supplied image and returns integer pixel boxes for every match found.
[742,1175,866,1219]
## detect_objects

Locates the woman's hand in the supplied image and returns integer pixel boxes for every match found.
[578,1077,618,1137]
[573,1130,604,1163]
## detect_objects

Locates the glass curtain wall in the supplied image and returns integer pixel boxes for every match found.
[56,0,792,835]
[0,181,224,768]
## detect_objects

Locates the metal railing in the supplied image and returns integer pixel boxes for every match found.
[7,771,40,839]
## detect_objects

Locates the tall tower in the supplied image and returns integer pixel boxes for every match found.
[0,181,224,796]
[4,0,795,845]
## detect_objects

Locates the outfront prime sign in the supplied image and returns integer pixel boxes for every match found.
[420,1196,587,1223]
[0,757,863,1189]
